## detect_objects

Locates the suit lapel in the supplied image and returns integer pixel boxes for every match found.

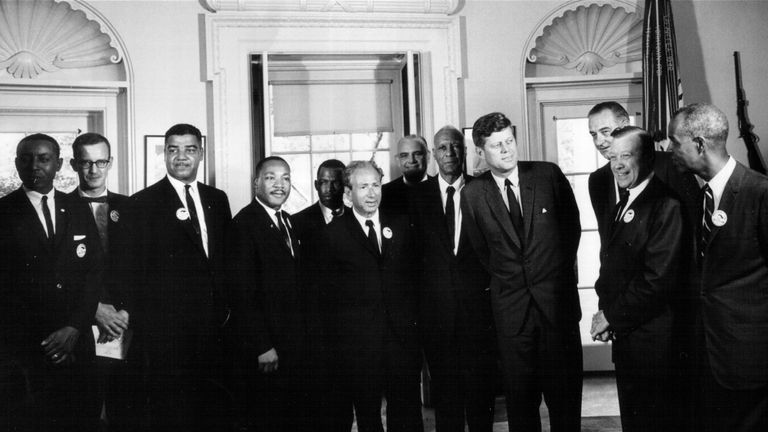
[12,188,50,251]
[199,186,217,259]
[706,164,744,249]
[344,211,381,258]
[426,177,455,253]
[483,175,521,249]
[52,190,69,250]
[519,164,535,245]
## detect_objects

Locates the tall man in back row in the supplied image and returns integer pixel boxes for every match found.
[669,103,768,432]
[462,112,583,431]
[411,126,497,431]
[381,134,429,215]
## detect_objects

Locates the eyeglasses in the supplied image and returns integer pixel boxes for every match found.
[74,159,110,169]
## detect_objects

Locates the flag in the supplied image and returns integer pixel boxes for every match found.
[642,0,684,148]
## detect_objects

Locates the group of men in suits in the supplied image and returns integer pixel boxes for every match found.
[586,101,768,432]
[2,100,766,432]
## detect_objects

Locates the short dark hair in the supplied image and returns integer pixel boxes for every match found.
[611,126,655,163]
[317,159,346,178]
[72,132,111,159]
[164,124,202,146]
[588,101,630,124]
[17,133,60,158]
[254,156,289,178]
[472,112,512,149]
[343,160,384,188]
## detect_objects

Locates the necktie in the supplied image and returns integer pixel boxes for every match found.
[700,184,714,259]
[276,210,293,255]
[184,184,203,252]
[504,179,524,241]
[82,196,108,203]
[365,219,380,255]
[41,195,55,243]
[445,186,456,249]
[93,203,109,252]
[614,188,630,222]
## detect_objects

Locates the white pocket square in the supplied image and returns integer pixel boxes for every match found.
[73,235,86,241]
[542,208,548,214]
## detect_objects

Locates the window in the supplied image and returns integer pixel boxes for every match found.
[252,53,421,214]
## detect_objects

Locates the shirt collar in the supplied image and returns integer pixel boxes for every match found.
[23,186,55,205]
[626,172,653,201]
[77,188,108,198]
[167,174,198,196]
[352,207,380,231]
[403,174,429,186]
[437,174,465,195]
[255,196,282,217]
[491,166,520,191]
[705,156,737,197]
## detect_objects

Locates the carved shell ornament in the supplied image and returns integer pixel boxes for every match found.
[0,0,120,79]
[528,4,642,75]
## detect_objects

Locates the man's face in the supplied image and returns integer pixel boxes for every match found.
[478,127,517,176]
[396,139,428,183]
[315,167,344,210]
[668,116,701,173]
[589,110,626,159]
[71,142,112,194]
[433,132,465,179]
[254,160,291,210]
[345,166,382,218]
[165,134,202,183]
[609,134,651,189]
[15,139,62,194]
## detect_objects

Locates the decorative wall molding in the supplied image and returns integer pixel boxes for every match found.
[0,0,125,79]
[524,0,642,75]
[202,0,460,14]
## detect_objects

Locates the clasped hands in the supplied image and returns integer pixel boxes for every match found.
[590,310,612,342]
[95,302,130,343]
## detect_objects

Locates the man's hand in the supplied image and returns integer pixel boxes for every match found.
[95,303,129,341]
[41,326,80,365]
[590,310,611,342]
[258,348,279,374]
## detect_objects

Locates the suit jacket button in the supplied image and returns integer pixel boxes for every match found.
[56,283,63,289]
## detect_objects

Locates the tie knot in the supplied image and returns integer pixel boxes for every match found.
[365,219,374,229]
[83,196,108,203]
[41,195,48,203]
[618,188,630,202]
[446,186,455,196]
[504,179,514,189]
[702,184,712,195]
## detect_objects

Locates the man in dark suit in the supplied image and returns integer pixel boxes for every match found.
[293,158,346,240]
[411,126,496,432]
[66,132,134,430]
[381,134,429,215]
[668,103,768,432]
[0,134,102,431]
[590,126,684,432]
[317,160,422,432]
[121,124,232,432]
[461,112,583,432]
[228,156,307,432]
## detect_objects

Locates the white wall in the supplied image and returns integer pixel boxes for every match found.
[86,0,768,194]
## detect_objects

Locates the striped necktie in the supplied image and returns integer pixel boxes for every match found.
[699,184,714,259]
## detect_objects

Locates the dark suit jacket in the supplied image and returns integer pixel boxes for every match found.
[382,176,417,215]
[293,202,324,242]
[228,201,304,365]
[317,209,419,374]
[410,176,494,352]
[67,190,132,312]
[0,188,102,363]
[696,162,768,390]
[589,151,699,236]
[594,177,683,361]
[461,162,581,335]
[122,177,231,372]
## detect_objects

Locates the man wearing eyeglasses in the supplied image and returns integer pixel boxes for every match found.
[67,132,134,431]
[461,112,583,432]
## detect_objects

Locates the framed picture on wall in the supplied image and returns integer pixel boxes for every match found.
[144,135,207,187]
[463,126,516,177]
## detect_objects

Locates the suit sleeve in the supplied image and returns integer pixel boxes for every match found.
[227,216,273,358]
[604,198,683,333]
[460,186,491,272]
[553,164,581,259]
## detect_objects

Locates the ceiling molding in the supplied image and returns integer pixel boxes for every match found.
[201,0,460,14]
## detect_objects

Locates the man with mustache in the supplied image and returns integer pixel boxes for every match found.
[118,123,233,431]
[229,156,308,431]
[0,133,102,431]
[67,132,134,430]
[382,134,430,215]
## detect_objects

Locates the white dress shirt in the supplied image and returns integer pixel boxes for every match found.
[353,208,382,251]
[167,175,209,257]
[491,167,522,213]
[703,156,737,210]
[24,186,56,237]
[255,197,295,257]
[613,173,654,219]
[437,174,465,254]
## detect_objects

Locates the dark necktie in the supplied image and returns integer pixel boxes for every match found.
[614,188,630,222]
[504,179,524,240]
[184,184,204,255]
[82,196,108,204]
[276,210,293,256]
[365,219,380,255]
[445,186,456,250]
[93,202,109,253]
[41,195,54,243]
[700,184,714,259]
